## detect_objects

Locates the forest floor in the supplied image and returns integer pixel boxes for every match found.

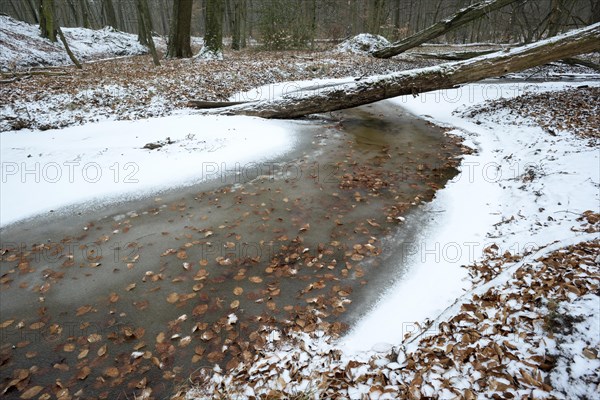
[1,16,599,400]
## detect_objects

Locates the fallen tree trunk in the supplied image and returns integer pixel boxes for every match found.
[187,100,248,108]
[412,50,600,71]
[560,57,600,72]
[412,49,500,60]
[372,0,522,59]
[209,24,599,119]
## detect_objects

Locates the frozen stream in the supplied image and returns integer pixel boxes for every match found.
[0,101,463,399]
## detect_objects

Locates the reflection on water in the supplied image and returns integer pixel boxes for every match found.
[0,101,464,399]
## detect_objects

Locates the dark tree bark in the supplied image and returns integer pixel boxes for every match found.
[137,8,149,46]
[368,0,384,35]
[200,23,600,118]
[27,0,40,24]
[309,0,316,49]
[136,0,160,66]
[102,0,117,28]
[373,0,523,58]
[229,0,247,50]
[137,0,151,45]
[203,0,224,55]
[39,0,56,42]
[56,26,82,68]
[591,0,600,24]
[167,0,192,58]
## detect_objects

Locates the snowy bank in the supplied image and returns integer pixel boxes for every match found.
[0,114,299,227]
[342,80,600,353]
[0,15,147,69]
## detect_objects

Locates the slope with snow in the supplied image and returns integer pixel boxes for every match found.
[0,15,147,70]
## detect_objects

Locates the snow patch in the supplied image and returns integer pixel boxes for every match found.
[195,47,224,61]
[335,33,390,55]
[0,114,299,227]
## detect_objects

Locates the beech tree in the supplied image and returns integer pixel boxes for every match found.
[101,0,117,28]
[167,0,192,58]
[229,0,247,50]
[203,0,224,56]
[136,0,161,66]
[39,0,57,42]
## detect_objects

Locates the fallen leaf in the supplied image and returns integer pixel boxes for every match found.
[29,322,45,330]
[76,305,93,316]
[97,344,107,357]
[166,293,179,304]
[20,385,43,399]
[63,343,75,352]
[0,319,14,328]
[77,367,91,380]
[103,367,119,378]
[192,304,208,316]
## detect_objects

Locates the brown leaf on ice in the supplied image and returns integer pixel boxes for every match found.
[19,385,43,399]
[0,319,14,328]
[193,304,208,316]
[103,367,119,378]
[76,305,93,316]
[166,293,180,304]
[76,366,91,380]
[97,344,107,357]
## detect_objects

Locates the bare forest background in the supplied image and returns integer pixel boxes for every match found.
[2,0,599,51]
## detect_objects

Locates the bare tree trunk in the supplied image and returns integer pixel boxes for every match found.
[201,23,600,118]
[368,0,384,35]
[310,0,316,50]
[27,0,40,24]
[39,0,57,42]
[56,26,82,68]
[230,0,246,50]
[591,0,600,24]
[136,0,160,66]
[373,0,523,58]
[203,0,223,55]
[392,0,401,39]
[80,0,90,28]
[102,0,117,28]
[167,0,192,58]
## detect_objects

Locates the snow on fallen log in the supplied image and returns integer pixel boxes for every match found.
[197,23,599,119]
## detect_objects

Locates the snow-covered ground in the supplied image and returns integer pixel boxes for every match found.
[0,15,147,69]
[0,114,299,227]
